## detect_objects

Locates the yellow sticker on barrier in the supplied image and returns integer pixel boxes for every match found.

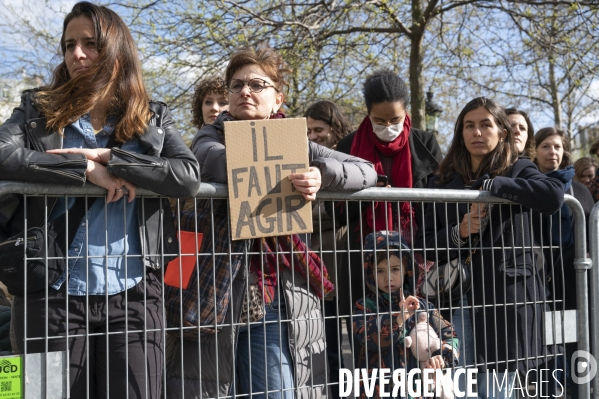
[0,357,21,399]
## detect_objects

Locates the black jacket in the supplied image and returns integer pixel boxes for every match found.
[535,180,594,310]
[0,90,201,269]
[417,159,564,372]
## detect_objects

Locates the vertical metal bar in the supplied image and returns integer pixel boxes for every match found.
[589,201,599,398]
[565,196,592,399]
[103,195,109,399]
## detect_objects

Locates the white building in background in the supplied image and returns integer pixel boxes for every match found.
[0,80,21,124]
[574,121,599,156]
[0,75,44,124]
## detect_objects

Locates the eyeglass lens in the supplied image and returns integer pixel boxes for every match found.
[229,79,270,93]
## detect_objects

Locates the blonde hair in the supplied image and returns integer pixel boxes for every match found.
[574,157,597,182]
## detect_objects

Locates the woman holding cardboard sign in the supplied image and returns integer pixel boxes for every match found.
[165,47,376,399]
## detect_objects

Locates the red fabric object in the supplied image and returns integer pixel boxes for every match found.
[350,114,414,232]
[250,235,334,304]
[270,111,286,119]
[164,231,204,289]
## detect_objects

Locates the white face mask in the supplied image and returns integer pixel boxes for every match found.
[372,122,403,142]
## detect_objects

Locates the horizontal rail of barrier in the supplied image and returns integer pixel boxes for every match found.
[0,180,579,203]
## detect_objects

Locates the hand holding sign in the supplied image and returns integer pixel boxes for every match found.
[225,118,314,240]
[288,166,322,201]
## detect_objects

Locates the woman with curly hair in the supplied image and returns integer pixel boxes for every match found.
[191,76,228,128]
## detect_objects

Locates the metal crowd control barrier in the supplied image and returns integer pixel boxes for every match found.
[588,202,599,398]
[0,181,590,399]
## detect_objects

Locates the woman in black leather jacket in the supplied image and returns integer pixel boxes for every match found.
[0,3,199,398]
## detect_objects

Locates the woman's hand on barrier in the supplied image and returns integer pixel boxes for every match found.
[458,203,486,238]
[86,160,136,203]
[288,166,322,201]
[48,148,112,165]
[423,355,445,370]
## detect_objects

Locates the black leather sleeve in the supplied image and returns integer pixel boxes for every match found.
[107,102,200,198]
[0,92,88,185]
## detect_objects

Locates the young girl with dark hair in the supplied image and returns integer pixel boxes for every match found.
[417,97,563,398]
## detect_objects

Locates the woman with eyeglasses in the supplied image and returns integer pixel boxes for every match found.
[166,47,377,399]
[333,69,443,326]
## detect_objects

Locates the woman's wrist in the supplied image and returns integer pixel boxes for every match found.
[99,148,111,165]
[86,159,95,175]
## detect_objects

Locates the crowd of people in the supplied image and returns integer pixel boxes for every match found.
[0,2,596,399]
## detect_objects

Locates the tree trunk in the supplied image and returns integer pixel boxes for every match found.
[548,51,563,129]
[409,0,426,130]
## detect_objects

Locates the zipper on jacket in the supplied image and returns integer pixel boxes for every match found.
[28,165,86,184]
[111,148,163,167]
[0,236,36,247]
[32,160,88,167]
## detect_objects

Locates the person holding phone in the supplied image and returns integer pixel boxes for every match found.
[333,69,443,324]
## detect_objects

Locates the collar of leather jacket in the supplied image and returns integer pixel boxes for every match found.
[23,90,168,154]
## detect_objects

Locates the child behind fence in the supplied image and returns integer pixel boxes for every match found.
[352,231,459,398]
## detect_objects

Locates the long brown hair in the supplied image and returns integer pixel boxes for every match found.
[34,2,150,141]
[437,97,517,184]
[505,107,536,159]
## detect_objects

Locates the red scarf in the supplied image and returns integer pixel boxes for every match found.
[350,114,413,233]
[251,235,334,304]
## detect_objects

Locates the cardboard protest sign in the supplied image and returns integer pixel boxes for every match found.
[225,118,313,240]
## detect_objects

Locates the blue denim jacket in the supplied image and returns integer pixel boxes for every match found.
[50,114,144,295]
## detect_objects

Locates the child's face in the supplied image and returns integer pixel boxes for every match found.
[376,255,404,294]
